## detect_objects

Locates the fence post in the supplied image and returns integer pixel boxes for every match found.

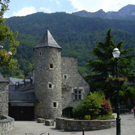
[82,128,85,135]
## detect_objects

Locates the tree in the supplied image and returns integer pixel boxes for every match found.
[86,29,135,102]
[0,0,19,72]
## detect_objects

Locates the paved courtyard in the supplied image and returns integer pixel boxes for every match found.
[5,113,135,135]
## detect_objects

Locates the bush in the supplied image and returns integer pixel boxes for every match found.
[100,100,112,115]
[84,115,91,120]
[72,101,84,119]
[72,92,104,119]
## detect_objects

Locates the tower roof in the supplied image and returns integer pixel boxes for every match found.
[34,29,61,49]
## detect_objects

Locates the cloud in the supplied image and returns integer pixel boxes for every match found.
[4,15,9,18]
[68,0,135,12]
[39,7,51,13]
[13,6,36,17]
[56,0,60,6]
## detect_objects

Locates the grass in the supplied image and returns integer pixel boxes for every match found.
[97,115,115,120]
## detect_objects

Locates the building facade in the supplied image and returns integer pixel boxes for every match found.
[8,29,90,120]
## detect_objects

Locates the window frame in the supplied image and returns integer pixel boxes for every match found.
[53,101,58,108]
[48,82,54,89]
[49,63,54,70]
[73,87,84,100]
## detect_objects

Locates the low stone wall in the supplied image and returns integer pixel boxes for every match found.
[0,115,14,135]
[56,117,116,131]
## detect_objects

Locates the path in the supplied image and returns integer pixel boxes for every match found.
[5,113,135,135]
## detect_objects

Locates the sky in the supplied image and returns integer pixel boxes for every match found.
[4,0,135,18]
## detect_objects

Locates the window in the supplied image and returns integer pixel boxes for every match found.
[63,74,68,80]
[39,51,42,55]
[48,82,54,89]
[49,84,52,88]
[53,102,58,108]
[73,87,84,100]
[49,63,54,69]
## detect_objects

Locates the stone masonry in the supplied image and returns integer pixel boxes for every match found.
[61,57,90,109]
[0,76,9,117]
[34,30,62,119]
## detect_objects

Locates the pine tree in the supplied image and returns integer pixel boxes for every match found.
[86,29,135,100]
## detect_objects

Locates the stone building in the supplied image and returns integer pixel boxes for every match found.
[8,29,90,120]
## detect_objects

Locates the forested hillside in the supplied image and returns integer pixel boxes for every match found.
[4,12,135,77]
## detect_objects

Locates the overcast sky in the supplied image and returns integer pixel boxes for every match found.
[4,0,135,18]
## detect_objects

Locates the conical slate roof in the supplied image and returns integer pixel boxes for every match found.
[0,73,9,82]
[34,29,61,49]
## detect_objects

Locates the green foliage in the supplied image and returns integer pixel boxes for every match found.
[0,0,19,73]
[72,101,85,119]
[97,115,114,120]
[119,85,135,106]
[0,12,134,77]
[86,29,135,104]
[107,75,128,82]
[72,92,104,119]
[84,115,91,120]
[82,92,104,119]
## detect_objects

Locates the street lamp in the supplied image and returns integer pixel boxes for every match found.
[112,48,121,135]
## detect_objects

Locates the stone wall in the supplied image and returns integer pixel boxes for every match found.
[0,115,14,135]
[0,83,9,117]
[34,47,62,119]
[61,57,90,109]
[56,117,116,131]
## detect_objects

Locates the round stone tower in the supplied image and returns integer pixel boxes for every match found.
[33,29,62,119]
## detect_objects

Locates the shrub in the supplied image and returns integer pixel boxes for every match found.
[82,92,103,119]
[84,115,91,120]
[100,100,112,115]
[72,101,84,119]
[72,92,104,119]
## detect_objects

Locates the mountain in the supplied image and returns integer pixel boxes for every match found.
[72,4,135,20]
[4,10,135,77]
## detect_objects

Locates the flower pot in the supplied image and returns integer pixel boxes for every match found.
[110,80,125,87]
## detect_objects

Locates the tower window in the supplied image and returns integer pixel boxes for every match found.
[49,63,54,69]
[63,74,68,80]
[48,82,54,89]
[49,84,52,88]
[53,102,58,108]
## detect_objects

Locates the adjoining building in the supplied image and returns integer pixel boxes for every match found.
[7,29,90,120]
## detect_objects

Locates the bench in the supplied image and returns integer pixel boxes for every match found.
[45,119,54,126]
